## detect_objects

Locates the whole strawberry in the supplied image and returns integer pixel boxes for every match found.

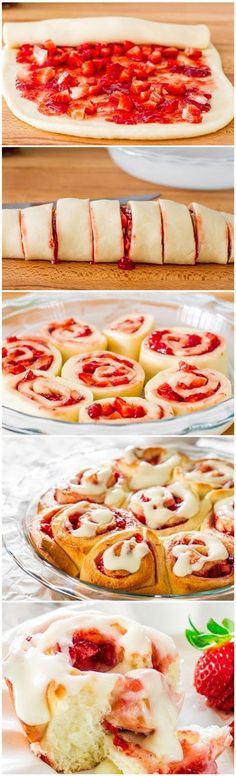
[186,617,234,712]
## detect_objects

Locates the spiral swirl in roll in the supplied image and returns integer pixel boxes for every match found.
[145,360,232,416]
[129,481,200,534]
[3,369,93,421]
[62,350,145,399]
[164,529,234,588]
[39,318,107,360]
[2,335,62,376]
[140,327,227,379]
[39,464,128,510]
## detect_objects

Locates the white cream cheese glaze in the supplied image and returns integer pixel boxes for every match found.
[68,466,126,507]
[171,530,229,577]
[65,502,114,537]
[102,538,149,573]
[130,482,199,529]
[185,459,234,487]
[214,496,234,523]
[127,455,181,490]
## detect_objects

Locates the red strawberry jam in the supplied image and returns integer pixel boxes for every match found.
[16,40,212,126]
[69,628,122,671]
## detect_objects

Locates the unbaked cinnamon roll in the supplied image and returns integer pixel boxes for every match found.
[2,335,62,376]
[79,396,173,424]
[62,350,145,399]
[39,318,107,361]
[140,327,228,380]
[3,369,93,421]
[103,313,154,360]
[145,360,232,415]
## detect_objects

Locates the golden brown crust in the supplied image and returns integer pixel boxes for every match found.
[29,507,80,577]
[173,459,234,497]
[201,488,234,539]
[80,528,170,595]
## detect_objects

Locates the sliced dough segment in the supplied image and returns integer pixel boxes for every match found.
[160,199,196,265]
[21,203,54,261]
[128,201,162,264]
[190,202,228,264]
[222,212,234,263]
[2,208,24,259]
[56,198,92,262]
[90,200,123,263]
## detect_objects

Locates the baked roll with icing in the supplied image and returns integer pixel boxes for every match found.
[116,446,187,491]
[51,502,138,571]
[3,369,93,422]
[201,490,234,538]
[3,608,231,773]
[39,464,128,511]
[145,360,232,415]
[62,350,145,400]
[128,481,204,536]
[29,506,80,577]
[163,529,234,594]
[2,335,62,376]
[79,396,173,424]
[173,457,234,495]
[139,327,228,380]
[103,313,154,361]
[39,317,107,361]
[80,529,169,594]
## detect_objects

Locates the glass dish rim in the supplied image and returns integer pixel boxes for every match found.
[3,440,234,601]
[2,291,234,434]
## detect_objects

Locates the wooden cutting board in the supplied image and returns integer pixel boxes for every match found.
[3,147,234,290]
[2,2,234,146]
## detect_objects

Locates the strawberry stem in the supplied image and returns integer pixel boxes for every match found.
[185,616,234,650]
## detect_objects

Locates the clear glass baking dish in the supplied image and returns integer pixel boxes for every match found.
[108,147,234,190]
[2,440,234,600]
[2,291,234,436]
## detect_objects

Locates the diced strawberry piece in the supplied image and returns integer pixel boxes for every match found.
[112,43,124,56]
[118,95,133,111]
[37,66,55,84]
[184,48,202,59]
[127,45,145,61]
[182,104,202,123]
[120,68,131,82]
[70,84,89,99]
[87,403,102,420]
[163,81,186,96]
[44,39,57,52]
[162,47,179,59]
[81,61,95,76]
[33,45,48,66]
[149,49,162,64]
[85,101,97,115]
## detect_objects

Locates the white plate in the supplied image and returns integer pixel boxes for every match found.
[2,600,234,774]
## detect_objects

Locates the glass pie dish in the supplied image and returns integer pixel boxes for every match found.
[2,291,234,435]
[3,440,234,600]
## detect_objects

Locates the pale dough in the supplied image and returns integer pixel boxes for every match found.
[90,201,123,263]
[190,202,229,264]
[2,19,234,140]
[2,209,24,259]
[56,198,92,261]
[3,18,210,49]
[21,203,54,261]
[128,201,162,264]
[160,200,196,265]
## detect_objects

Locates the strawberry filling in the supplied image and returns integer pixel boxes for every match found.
[111,315,145,334]
[2,338,54,374]
[16,369,82,406]
[118,206,134,269]
[40,514,54,538]
[87,398,147,420]
[157,363,220,403]
[48,318,92,337]
[77,353,135,387]
[147,330,220,356]
[68,628,122,671]
[68,507,135,533]
[16,40,213,125]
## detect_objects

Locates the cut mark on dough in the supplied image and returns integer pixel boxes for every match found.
[189,207,198,263]
[51,204,58,264]
[158,201,165,265]
[118,205,134,270]
[226,223,232,262]
[19,210,25,259]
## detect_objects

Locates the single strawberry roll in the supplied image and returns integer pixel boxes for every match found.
[3,369,93,422]
[79,396,174,424]
[140,327,228,380]
[115,445,187,490]
[39,464,128,511]
[164,529,234,594]
[2,335,62,376]
[104,312,154,361]
[129,481,203,536]
[201,491,234,538]
[80,528,169,595]
[29,506,80,576]
[145,360,232,416]
[39,317,107,361]
[51,502,138,571]
[173,456,234,495]
[62,351,145,400]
